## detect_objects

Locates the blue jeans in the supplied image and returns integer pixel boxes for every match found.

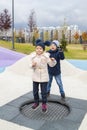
[47,74,65,94]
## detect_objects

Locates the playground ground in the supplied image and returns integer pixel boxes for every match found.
[0,47,87,130]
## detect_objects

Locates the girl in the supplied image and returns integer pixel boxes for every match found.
[30,40,56,112]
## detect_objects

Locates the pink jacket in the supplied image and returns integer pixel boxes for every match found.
[29,52,56,82]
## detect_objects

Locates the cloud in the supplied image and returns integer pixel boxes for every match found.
[0,0,87,30]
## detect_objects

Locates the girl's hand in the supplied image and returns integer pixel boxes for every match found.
[32,62,37,67]
[50,58,55,61]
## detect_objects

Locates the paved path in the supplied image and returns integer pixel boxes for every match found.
[0,47,26,67]
[0,47,87,130]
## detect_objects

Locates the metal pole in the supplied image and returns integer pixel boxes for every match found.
[12,0,14,49]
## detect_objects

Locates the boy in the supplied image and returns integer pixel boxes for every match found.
[47,40,65,99]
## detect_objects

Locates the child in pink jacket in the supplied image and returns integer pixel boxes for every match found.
[30,40,56,112]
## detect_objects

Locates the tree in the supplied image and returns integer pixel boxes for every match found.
[17,29,25,43]
[44,30,49,41]
[0,13,3,31]
[81,32,87,50]
[28,9,37,43]
[32,28,39,45]
[73,32,79,43]
[53,29,58,40]
[0,9,11,32]
[82,32,87,41]
[60,33,67,51]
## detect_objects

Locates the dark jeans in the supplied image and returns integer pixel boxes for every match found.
[33,81,47,104]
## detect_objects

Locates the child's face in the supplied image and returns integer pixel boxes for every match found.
[36,46,44,55]
[50,43,57,51]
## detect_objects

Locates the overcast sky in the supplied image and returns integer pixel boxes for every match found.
[0,0,87,30]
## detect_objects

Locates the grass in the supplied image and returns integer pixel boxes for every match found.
[0,40,35,54]
[0,40,87,59]
[65,44,87,59]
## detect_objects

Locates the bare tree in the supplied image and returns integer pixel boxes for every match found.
[28,9,37,43]
[0,9,11,38]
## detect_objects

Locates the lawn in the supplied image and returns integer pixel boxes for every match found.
[64,44,87,59]
[0,40,87,59]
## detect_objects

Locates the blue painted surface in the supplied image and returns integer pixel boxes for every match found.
[67,59,87,71]
[0,60,87,73]
[0,67,5,73]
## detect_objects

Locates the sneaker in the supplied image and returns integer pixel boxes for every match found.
[32,103,39,109]
[47,91,50,97]
[61,93,65,99]
[42,103,47,112]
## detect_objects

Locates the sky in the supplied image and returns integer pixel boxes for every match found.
[0,0,87,31]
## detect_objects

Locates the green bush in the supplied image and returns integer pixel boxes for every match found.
[60,34,67,51]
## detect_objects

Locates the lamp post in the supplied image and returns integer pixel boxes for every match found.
[12,0,15,49]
